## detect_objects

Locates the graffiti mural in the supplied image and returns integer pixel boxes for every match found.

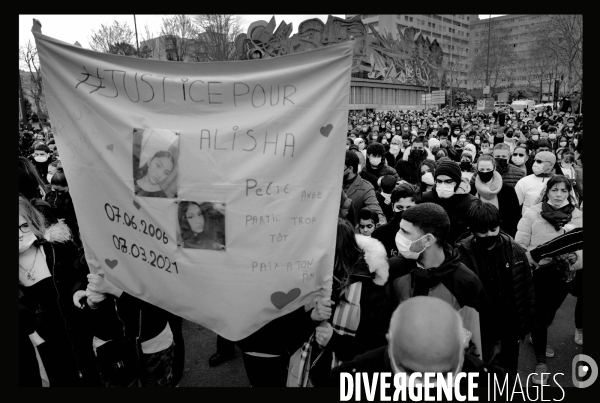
[236,15,444,88]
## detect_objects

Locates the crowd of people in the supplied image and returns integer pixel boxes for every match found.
[18,101,583,388]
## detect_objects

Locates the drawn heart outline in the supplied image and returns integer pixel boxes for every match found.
[105,259,118,269]
[270,288,301,309]
[320,124,333,137]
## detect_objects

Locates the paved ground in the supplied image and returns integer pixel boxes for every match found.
[178,295,581,387]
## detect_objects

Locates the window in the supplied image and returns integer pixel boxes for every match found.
[467,16,470,21]
[428,22,431,27]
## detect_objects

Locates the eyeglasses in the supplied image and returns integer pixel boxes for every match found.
[512,153,525,157]
[435,179,455,185]
[358,224,374,229]
[534,159,548,164]
[19,223,31,234]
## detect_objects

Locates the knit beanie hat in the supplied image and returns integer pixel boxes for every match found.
[435,159,461,184]
[535,151,556,165]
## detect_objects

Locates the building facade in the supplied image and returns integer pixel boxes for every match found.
[347,14,472,89]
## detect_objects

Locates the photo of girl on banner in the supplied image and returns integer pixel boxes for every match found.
[132,128,179,198]
[177,201,226,251]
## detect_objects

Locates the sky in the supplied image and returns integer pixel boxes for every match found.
[19,14,506,49]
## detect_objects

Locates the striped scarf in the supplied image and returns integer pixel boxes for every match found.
[295,282,363,386]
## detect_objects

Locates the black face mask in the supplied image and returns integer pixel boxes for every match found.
[460,161,471,171]
[505,131,514,138]
[410,149,425,159]
[474,234,499,249]
[495,158,509,169]
[478,170,494,183]
[393,210,404,221]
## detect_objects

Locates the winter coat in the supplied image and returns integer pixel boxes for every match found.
[384,151,403,169]
[515,202,583,270]
[18,222,100,386]
[421,190,478,245]
[469,164,525,190]
[343,174,386,224]
[371,213,401,258]
[365,159,400,182]
[325,235,391,363]
[472,182,522,238]
[455,231,535,340]
[388,244,490,361]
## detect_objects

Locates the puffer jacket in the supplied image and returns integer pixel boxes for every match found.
[470,163,525,190]
[515,202,583,270]
[455,231,535,340]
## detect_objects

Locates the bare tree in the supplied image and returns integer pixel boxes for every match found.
[159,14,197,61]
[537,15,582,94]
[139,23,161,60]
[19,40,47,116]
[89,20,135,55]
[469,31,516,92]
[193,14,243,62]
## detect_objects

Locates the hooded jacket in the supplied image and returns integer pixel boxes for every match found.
[388,244,490,361]
[455,231,535,340]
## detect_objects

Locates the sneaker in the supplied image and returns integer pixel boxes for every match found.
[575,328,583,345]
[529,337,555,357]
[531,363,549,385]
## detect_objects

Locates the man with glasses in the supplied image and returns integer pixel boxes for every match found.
[371,183,420,258]
[421,159,477,244]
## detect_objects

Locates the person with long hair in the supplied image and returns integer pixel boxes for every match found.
[309,218,391,385]
[19,157,57,225]
[134,151,175,198]
[515,175,582,385]
[18,196,99,386]
[416,159,436,194]
[178,201,225,250]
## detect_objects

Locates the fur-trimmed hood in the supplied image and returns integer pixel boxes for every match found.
[355,234,389,286]
[41,221,72,244]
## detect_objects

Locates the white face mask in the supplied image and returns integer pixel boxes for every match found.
[390,144,400,154]
[370,157,382,167]
[34,155,49,163]
[532,162,547,175]
[436,183,455,199]
[511,156,525,166]
[421,172,435,185]
[19,231,37,253]
[47,173,54,183]
[395,232,429,260]
[549,133,557,140]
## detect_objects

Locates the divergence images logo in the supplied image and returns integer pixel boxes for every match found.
[572,354,598,388]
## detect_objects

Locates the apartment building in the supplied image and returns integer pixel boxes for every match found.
[346,14,472,88]
[468,14,551,90]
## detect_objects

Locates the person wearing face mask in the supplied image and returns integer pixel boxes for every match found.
[555,150,583,207]
[365,143,399,182]
[416,159,436,194]
[371,183,420,258]
[514,151,559,214]
[456,200,535,373]
[384,135,404,168]
[470,155,521,238]
[387,203,489,360]
[343,151,387,225]
[395,137,431,184]
[46,168,81,247]
[450,125,462,146]
[29,144,53,185]
[421,159,477,245]
[515,176,582,385]
[510,144,532,176]
[375,175,397,222]
[459,151,475,182]
[480,143,526,189]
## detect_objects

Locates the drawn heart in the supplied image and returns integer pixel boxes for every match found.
[320,124,333,137]
[105,259,118,269]
[106,144,114,152]
[270,288,301,310]
[133,200,141,210]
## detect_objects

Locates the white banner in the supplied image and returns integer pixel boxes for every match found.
[34,29,353,341]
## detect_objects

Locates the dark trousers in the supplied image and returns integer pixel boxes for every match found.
[216,335,236,356]
[166,313,185,386]
[242,353,289,387]
[531,267,569,364]
[498,336,520,374]
[572,270,583,329]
